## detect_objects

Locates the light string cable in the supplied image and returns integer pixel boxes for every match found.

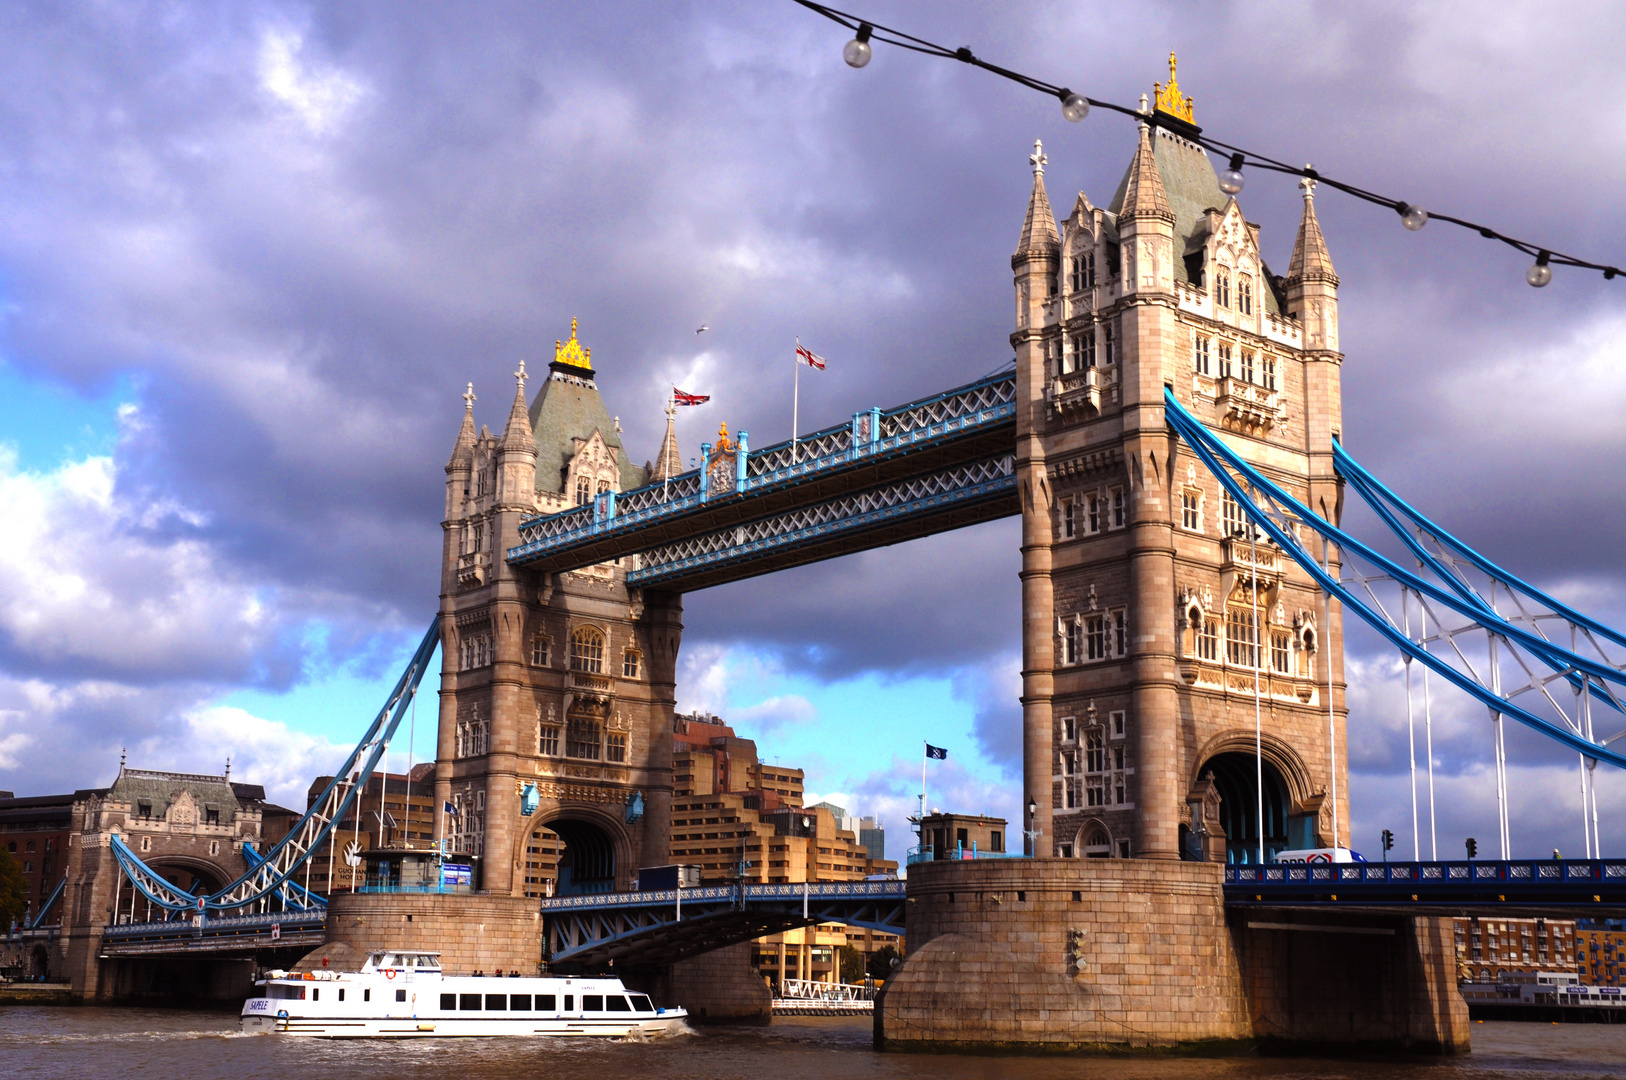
[792,0,1623,287]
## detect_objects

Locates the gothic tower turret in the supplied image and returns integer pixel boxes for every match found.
[1011,139,1060,852]
[1017,57,1348,865]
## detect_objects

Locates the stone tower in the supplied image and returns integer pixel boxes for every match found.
[1014,60,1348,863]
[435,320,679,896]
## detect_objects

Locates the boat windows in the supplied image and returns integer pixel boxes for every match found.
[311,989,320,1002]
[364,989,371,1002]
[538,994,557,1010]
[396,989,407,1003]
[510,994,532,1010]
[338,989,345,1002]
[440,994,457,1010]
[459,994,483,1010]
[269,985,306,1000]
[564,995,573,1010]
[605,996,630,1012]
[629,995,653,1012]
[584,994,604,1011]
[485,994,507,1011]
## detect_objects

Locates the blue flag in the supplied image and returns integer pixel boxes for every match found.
[444,800,460,817]
[926,744,947,760]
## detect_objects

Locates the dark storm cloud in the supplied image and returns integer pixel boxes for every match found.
[0,1,1623,819]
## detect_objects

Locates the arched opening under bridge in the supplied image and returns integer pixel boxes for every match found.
[1200,751,1290,865]
[522,817,618,897]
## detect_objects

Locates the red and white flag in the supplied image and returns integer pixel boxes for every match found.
[672,388,710,406]
[795,343,826,370]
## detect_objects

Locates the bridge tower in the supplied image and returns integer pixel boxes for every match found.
[1015,61,1347,864]
[436,321,677,897]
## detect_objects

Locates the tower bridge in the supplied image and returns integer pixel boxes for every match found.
[36,60,1626,1051]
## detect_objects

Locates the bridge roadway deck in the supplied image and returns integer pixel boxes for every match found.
[1225,858,1626,912]
[97,911,326,957]
[507,372,1017,591]
[540,881,906,968]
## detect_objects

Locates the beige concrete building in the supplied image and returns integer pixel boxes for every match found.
[1012,69,1347,863]
[1453,916,1579,985]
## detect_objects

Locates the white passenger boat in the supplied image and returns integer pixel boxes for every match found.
[240,950,687,1038]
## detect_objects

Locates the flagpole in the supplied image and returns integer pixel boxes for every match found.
[792,337,801,461]
[663,387,672,503]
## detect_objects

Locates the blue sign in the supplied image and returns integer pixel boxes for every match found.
[441,863,471,886]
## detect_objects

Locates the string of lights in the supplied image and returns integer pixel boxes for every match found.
[793,0,1621,288]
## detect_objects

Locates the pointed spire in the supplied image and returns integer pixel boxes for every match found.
[1121,122,1173,221]
[501,359,536,452]
[448,382,477,468]
[1287,174,1337,283]
[651,398,682,482]
[1014,139,1059,256]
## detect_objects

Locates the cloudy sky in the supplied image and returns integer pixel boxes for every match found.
[0,1,1621,862]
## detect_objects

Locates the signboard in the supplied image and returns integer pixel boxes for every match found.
[270,923,281,941]
[440,863,472,887]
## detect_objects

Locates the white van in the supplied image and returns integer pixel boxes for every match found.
[1272,848,1366,864]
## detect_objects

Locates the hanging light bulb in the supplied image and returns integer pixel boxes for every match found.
[1398,203,1428,231]
[843,23,873,68]
[1526,250,1552,288]
[1058,88,1090,123]
[1218,153,1245,195]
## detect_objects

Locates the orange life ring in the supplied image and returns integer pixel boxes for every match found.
[385,969,397,980]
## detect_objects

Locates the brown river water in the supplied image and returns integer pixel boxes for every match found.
[3,1009,1625,1080]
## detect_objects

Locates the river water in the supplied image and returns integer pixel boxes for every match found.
[4,1009,1625,1080]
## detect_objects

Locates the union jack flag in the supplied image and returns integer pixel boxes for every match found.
[673,389,710,406]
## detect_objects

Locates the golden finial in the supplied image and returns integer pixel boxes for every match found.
[1153,52,1195,124]
[715,421,733,453]
[552,317,592,370]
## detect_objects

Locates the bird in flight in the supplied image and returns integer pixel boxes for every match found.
[696,325,709,334]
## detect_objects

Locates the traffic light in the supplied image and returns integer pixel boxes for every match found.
[1381,829,1394,863]
[1465,837,1478,860]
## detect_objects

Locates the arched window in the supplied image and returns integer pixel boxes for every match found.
[575,476,592,506]
[622,649,641,679]
[1216,269,1231,308]
[1238,275,1253,315]
[570,626,605,673]
[566,716,602,760]
[597,480,611,496]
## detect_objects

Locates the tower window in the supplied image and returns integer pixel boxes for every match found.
[622,649,641,679]
[1197,618,1220,662]
[606,731,627,763]
[1078,329,1095,369]
[1062,498,1076,539]
[1086,615,1107,661]
[1221,490,1251,538]
[1064,619,1081,665]
[1262,357,1277,391]
[531,635,550,667]
[1238,275,1253,315]
[1110,487,1126,528]
[1101,321,1115,365]
[566,717,603,760]
[538,725,560,756]
[1194,336,1210,376]
[1216,269,1231,308]
[1181,489,1203,532]
[575,476,592,506]
[1241,351,1256,384]
[1272,631,1292,674]
[1226,606,1260,668]
[1087,493,1103,534]
[1218,342,1233,380]
[570,626,605,674]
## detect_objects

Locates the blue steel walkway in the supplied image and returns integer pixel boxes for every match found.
[508,372,1017,592]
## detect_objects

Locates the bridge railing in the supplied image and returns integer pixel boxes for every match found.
[1227,859,1626,888]
[906,845,1026,866]
[102,910,325,938]
[509,371,1017,565]
[537,879,905,912]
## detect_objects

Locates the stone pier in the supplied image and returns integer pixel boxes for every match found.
[878,859,1469,1055]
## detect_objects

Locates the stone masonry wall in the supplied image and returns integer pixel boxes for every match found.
[877,858,1250,1051]
[319,893,543,975]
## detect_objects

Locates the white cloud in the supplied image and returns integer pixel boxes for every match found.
[730,694,816,732]
[258,28,367,136]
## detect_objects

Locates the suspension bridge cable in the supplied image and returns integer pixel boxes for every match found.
[791,0,1623,287]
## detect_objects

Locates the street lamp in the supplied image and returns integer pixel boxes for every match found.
[1026,797,1038,857]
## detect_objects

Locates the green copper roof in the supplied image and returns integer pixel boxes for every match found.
[1107,129,1282,315]
[528,372,649,495]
